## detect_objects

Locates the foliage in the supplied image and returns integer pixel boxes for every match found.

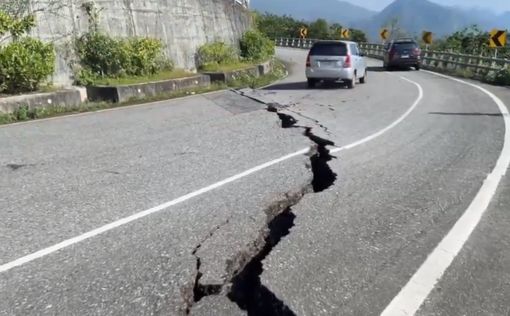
[350,29,368,43]
[485,69,510,86]
[253,11,368,43]
[428,25,510,59]
[75,32,128,78]
[227,59,286,89]
[0,37,55,93]
[197,41,238,70]
[255,12,305,39]
[75,32,170,85]
[308,19,329,40]
[0,11,35,39]
[239,30,275,61]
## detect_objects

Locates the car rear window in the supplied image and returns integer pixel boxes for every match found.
[310,43,348,56]
[392,42,417,50]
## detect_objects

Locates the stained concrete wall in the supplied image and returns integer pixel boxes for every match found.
[29,0,251,85]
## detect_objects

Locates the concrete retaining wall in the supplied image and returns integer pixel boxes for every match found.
[87,75,211,103]
[0,89,85,114]
[28,0,251,85]
[205,61,272,83]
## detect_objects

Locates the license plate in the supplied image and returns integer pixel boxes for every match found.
[319,61,334,67]
[401,54,410,58]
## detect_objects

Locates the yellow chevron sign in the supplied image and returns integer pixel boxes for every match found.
[490,29,506,48]
[422,31,433,45]
[300,27,308,39]
[341,28,350,39]
[380,29,389,41]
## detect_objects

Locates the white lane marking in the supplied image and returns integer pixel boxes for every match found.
[381,71,510,316]
[331,76,423,154]
[0,148,309,273]
[0,75,423,273]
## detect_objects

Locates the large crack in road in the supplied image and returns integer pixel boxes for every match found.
[184,92,337,315]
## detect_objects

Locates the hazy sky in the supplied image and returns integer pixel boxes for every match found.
[345,0,510,12]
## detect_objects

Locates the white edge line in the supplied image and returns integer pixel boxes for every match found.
[0,148,309,273]
[381,70,510,316]
[331,76,423,154]
[0,73,424,273]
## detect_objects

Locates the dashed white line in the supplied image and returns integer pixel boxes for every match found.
[381,71,510,316]
[0,75,423,273]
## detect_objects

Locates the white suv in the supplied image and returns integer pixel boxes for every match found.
[306,40,367,89]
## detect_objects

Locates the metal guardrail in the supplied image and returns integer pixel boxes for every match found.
[275,38,510,74]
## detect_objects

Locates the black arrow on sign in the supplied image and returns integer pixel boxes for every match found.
[492,30,506,47]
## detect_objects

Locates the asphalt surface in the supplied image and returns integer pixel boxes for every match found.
[1,47,510,315]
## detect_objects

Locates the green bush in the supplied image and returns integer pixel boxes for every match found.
[125,38,169,75]
[485,68,510,85]
[75,33,171,85]
[0,37,55,93]
[75,32,129,78]
[197,42,238,70]
[239,30,275,62]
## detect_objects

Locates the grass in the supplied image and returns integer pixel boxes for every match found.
[200,61,255,72]
[228,59,286,89]
[91,69,194,86]
[0,59,287,126]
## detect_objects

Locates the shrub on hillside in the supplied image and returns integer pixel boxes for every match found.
[197,42,238,70]
[75,33,170,85]
[125,38,170,76]
[75,32,129,78]
[0,37,55,93]
[239,30,274,61]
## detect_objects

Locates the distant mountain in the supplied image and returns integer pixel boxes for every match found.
[355,0,474,39]
[250,0,376,24]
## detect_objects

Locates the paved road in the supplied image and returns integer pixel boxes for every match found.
[1,47,510,315]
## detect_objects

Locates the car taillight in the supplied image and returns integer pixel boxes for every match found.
[343,54,352,68]
[306,54,311,67]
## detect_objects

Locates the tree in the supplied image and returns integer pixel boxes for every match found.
[308,18,329,39]
[350,29,367,43]
[328,23,343,40]
[255,12,306,39]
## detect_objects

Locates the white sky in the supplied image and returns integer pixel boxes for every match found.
[346,0,510,12]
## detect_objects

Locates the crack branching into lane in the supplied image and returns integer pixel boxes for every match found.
[185,219,231,314]
[183,92,337,314]
[227,208,297,316]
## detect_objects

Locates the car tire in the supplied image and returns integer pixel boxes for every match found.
[360,71,367,84]
[347,76,356,89]
[415,64,421,71]
[307,78,316,88]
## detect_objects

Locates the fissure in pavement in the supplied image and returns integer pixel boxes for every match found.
[184,97,337,315]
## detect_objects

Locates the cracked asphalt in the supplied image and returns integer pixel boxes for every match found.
[1,47,510,315]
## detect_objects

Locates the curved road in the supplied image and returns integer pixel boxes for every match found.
[1,47,510,315]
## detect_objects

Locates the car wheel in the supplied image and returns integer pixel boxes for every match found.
[307,78,316,88]
[347,76,356,89]
[415,64,421,71]
[360,71,367,84]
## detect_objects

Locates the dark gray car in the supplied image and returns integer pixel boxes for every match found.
[383,39,421,70]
